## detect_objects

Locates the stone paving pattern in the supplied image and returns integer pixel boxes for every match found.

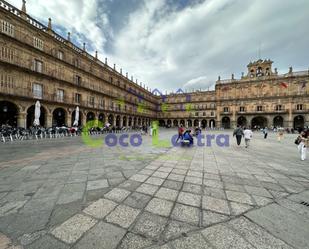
[0,130,308,248]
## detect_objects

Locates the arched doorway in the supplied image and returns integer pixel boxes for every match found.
[0,101,18,127]
[294,115,304,130]
[251,116,267,129]
[108,114,114,125]
[71,110,82,126]
[222,117,231,129]
[209,119,215,129]
[237,116,247,127]
[167,119,172,127]
[159,120,165,127]
[133,117,137,127]
[273,116,284,128]
[194,119,199,127]
[180,119,185,126]
[123,116,127,127]
[98,113,105,124]
[87,112,95,122]
[116,115,121,127]
[52,108,66,127]
[173,120,178,127]
[128,117,132,127]
[187,120,192,127]
[26,105,46,128]
[201,119,207,128]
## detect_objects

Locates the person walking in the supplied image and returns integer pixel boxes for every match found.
[233,125,244,146]
[244,127,253,148]
[297,131,308,161]
[277,128,284,142]
[263,127,268,139]
[176,125,184,142]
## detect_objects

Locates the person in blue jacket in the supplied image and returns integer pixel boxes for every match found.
[183,130,193,145]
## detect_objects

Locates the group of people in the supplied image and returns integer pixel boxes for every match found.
[176,125,194,145]
[234,125,308,161]
[233,125,253,148]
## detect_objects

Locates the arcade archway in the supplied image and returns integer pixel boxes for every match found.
[222,117,231,129]
[26,105,46,128]
[273,116,284,128]
[52,108,66,127]
[201,119,207,128]
[237,116,247,127]
[251,116,267,129]
[294,115,304,130]
[0,101,18,127]
[86,112,95,122]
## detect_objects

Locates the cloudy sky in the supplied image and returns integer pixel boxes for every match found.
[7,0,309,92]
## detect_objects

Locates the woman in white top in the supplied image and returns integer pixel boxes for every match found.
[243,127,253,148]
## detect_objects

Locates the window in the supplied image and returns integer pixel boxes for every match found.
[195,112,199,117]
[223,107,229,112]
[33,59,43,73]
[0,74,15,88]
[239,106,245,112]
[0,46,14,61]
[211,111,215,116]
[99,98,104,108]
[257,106,263,111]
[110,77,113,83]
[33,37,44,50]
[57,50,64,60]
[0,20,14,37]
[56,89,64,102]
[275,105,282,111]
[75,75,82,86]
[75,93,81,103]
[203,112,206,116]
[89,96,95,106]
[296,104,303,110]
[33,83,43,99]
[73,58,79,67]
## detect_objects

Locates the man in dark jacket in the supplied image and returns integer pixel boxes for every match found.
[233,125,244,146]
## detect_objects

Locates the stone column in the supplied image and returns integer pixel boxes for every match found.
[198,120,201,128]
[46,114,53,128]
[17,112,26,128]
[67,112,72,127]
[80,112,86,127]
[288,103,293,129]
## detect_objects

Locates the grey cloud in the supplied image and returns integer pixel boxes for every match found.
[7,0,309,92]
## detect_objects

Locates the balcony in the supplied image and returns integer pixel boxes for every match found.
[293,109,308,114]
[220,111,231,115]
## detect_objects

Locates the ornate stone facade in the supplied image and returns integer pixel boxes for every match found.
[0,1,308,129]
[159,59,308,130]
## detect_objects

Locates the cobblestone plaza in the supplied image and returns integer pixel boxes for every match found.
[0,129,308,249]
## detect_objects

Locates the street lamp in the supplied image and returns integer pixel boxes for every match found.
[3,105,8,113]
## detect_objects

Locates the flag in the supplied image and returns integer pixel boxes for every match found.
[280,82,288,88]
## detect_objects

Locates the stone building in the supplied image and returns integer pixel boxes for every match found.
[0,0,308,130]
[0,0,155,128]
[159,59,309,130]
